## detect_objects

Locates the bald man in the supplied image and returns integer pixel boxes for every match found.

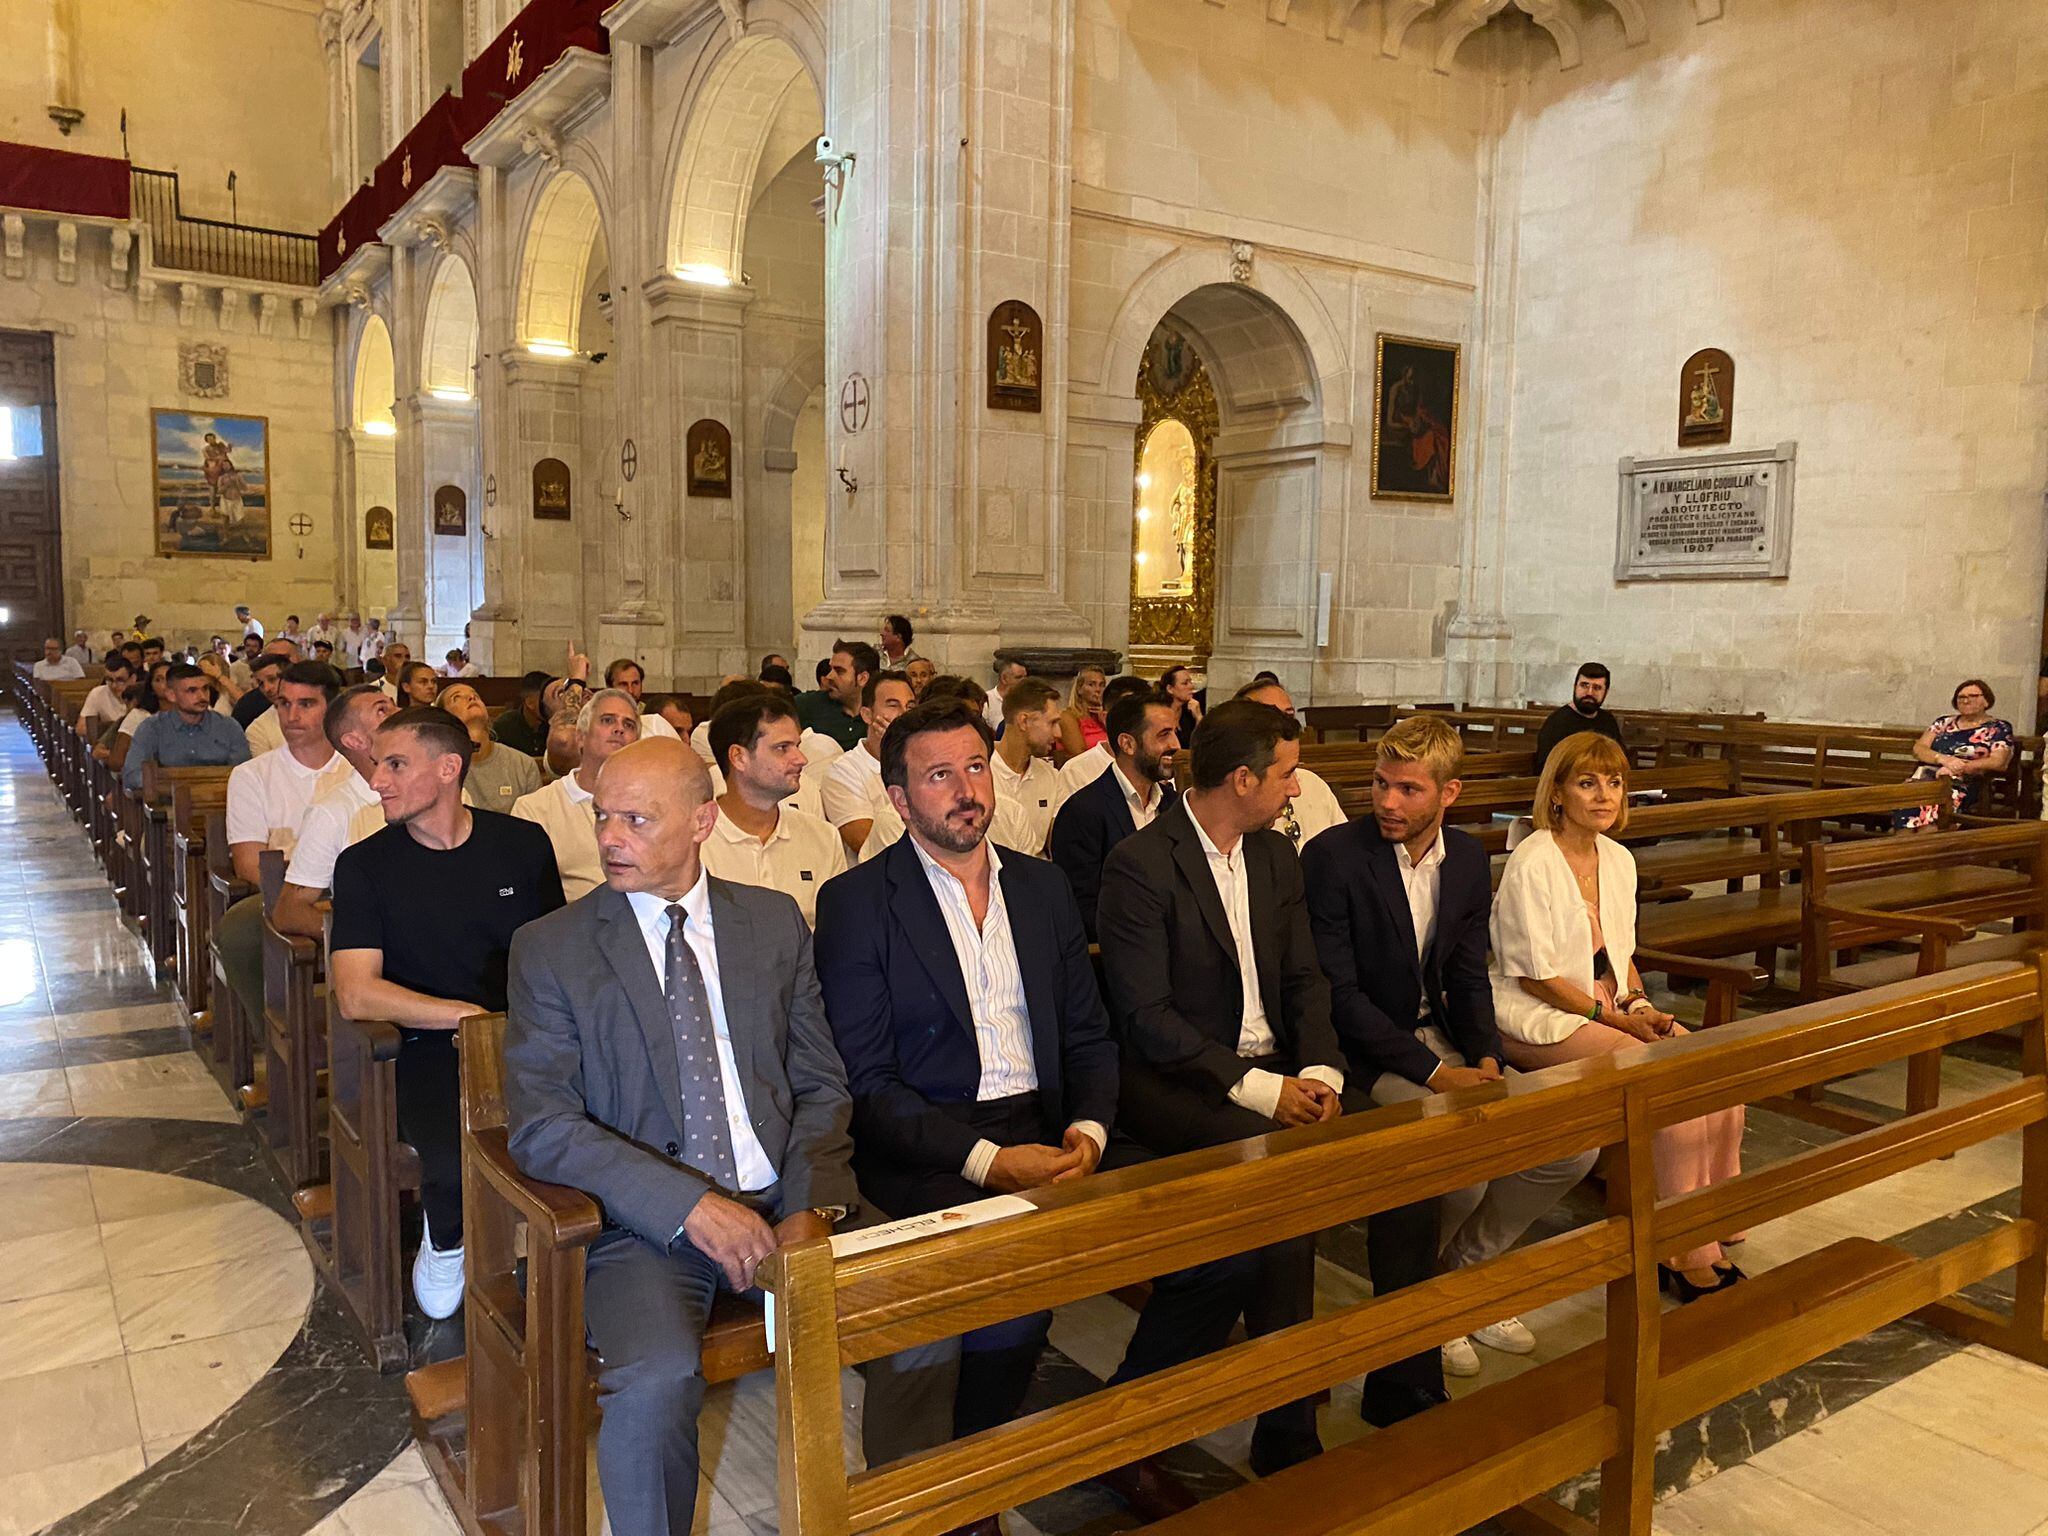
[504,738,856,1536]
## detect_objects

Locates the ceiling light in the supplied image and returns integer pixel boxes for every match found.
[361,420,397,437]
[675,263,732,287]
[430,388,473,402]
[526,341,576,358]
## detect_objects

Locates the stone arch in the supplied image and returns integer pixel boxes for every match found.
[419,252,479,397]
[663,31,824,280]
[514,170,605,351]
[1094,245,1347,438]
[351,313,396,432]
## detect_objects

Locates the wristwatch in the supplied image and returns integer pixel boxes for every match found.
[809,1205,849,1227]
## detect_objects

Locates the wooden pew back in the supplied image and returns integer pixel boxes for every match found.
[767,961,2048,1536]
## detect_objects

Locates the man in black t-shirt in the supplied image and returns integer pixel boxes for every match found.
[330,706,565,1321]
[1534,661,1627,768]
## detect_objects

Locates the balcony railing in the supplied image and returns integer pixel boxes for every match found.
[130,166,319,287]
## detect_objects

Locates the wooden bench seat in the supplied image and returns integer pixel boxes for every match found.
[1639,863,2024,957]
[1145,1236,1910,1536]
[1832,930,2035,990]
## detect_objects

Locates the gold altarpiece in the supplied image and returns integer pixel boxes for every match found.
[1127,323,1218,675]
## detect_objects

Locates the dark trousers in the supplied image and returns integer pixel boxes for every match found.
[1119,1056,1442,1453]
[395,1028,463,1249]
[859,1094,1255,1469]
[581,1185,787,1536]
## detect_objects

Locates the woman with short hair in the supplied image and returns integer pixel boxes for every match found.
[1489,730,1745,1301]
[1896,678,2014,830]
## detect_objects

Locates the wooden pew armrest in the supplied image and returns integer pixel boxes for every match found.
[335,1016,407,1061]
[1809,901,1974,943]
[1634,947,1770,993]
[209,874,256,904]
[467,1125,604,1250]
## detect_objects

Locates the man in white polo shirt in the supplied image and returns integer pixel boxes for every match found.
[76,656,136,739]
[512,687,642,899]
[272,685,396,941]
[989,677,1066,856]
[821,670,914,859]
[700,690,847,925]
[217,663,354,1024]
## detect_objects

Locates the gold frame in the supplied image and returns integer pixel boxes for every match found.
[1370,332,1460,503]
[150,406,274,559]
[1128,329,1220,662]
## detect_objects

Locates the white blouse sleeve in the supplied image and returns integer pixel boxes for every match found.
[1492,840,1565,981]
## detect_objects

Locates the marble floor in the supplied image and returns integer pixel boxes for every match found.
[4,708,2048,1536]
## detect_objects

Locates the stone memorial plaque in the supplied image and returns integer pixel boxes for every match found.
[1614,441,1795,582]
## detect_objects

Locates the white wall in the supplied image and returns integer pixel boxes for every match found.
[1501,0,2048,728]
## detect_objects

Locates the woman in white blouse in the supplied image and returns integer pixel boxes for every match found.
[1489,731,1745,1301]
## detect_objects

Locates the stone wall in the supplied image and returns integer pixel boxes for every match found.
[0,220,337,645]
[1501,0,2048,728]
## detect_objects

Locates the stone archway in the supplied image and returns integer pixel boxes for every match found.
[348,314,397,616]
[415,254,482,660]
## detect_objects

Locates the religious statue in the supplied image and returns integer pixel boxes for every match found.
[693,430,727,485]
[1168,443,1197,588]
[995,315,1038,389]
[1685,359,1725,427]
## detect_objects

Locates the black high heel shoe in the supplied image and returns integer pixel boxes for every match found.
[1658,1263,1742,1302]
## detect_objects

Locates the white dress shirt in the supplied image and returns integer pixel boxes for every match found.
[909,838,1107,1185]
[991,752,1064,856]
[1396,829,1447,1017]
[32,656,84,681]
[700,803,847,926]
[1183,799,1343,1119]
[512,773,602,899]
[1285,767,1345,849]
[624,879,777,1192]
[1110,761,1165,831]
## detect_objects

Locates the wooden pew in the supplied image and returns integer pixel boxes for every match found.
[259,849,327,1191]
[170,782,231,1024]
[138,763,233,980]
[295,902,416,1372]
[408,1012,767,1536]
[203,810,257,1099]
[764,959,2048,1536]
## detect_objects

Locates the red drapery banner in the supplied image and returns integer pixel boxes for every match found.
[0,140,130,220]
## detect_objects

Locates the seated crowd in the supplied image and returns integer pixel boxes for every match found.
[58,607,1815,1536]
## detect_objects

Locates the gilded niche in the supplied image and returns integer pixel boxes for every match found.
[1128,322,1217,661]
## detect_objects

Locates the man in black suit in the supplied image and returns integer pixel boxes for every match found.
[1302,713,1595,1380]
[1096,700,1444,1471]
[1046,687,1180,941]
[814,699,1249,1526]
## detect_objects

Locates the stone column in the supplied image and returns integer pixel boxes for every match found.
[468,162,523,674]
[410,393,481,661]
[385,249,428,652]
[645,275,752,682]
[1444,72,1526,708]
[595,38,672,678]
[799,0,1091,678]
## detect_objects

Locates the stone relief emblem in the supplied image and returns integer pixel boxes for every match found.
[178,342,230,399]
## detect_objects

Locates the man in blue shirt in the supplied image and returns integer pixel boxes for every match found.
[123,663,251,791]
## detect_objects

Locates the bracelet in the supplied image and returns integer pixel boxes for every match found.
[1586,999,1602,1021]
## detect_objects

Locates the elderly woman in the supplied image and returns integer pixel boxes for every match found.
[438,682,541,811]
[1489,731,1746,1302]
[1896,678,2015,830]
[1054,664,1109,765]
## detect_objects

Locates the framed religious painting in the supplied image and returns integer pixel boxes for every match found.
[987,300,1043,413]
[1677,347,1734,447]
[364,505,394,550]
[532,456,572,519]
[151,409,272,558]
[686,419,732,498]
[433,484,468,536]
[1370,335,1459,503]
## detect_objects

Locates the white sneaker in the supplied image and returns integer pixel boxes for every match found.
[1472,1316,1537,1355]
[412,1215,465,1320]
[1441,1335,1482,1377]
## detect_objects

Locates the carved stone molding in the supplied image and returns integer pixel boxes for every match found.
[176,280,203,326]
[54,221,76,284]
[1,214,24,280]
[107,226,130,289]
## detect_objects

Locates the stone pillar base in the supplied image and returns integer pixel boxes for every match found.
[1443,610,1515,708]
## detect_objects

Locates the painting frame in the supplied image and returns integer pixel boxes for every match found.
[364,505,394,550]
[686,419,733,498]
[987,299,1044,413]
[1370,334,1460,504]
[151,408,272,559]
[433,484,468,537]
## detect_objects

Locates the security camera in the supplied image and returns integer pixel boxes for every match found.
[814,135,854,171]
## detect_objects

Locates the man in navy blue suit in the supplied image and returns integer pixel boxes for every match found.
[1302,713,1595,1380]
[1046,687,1181,942]
[814,698,1249,1529]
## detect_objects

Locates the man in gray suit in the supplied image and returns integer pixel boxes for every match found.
[505,736,857,1536]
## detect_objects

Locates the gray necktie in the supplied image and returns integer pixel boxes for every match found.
[666,903,739,1191]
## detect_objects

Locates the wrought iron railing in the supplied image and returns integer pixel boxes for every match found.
[129,166,320,287]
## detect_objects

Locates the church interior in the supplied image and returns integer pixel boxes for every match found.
[5,0,2048,1533]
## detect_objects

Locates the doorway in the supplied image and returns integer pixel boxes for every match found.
[0,330,63,669]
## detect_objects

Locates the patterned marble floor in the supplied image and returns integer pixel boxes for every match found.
[3,708,2048,1536]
